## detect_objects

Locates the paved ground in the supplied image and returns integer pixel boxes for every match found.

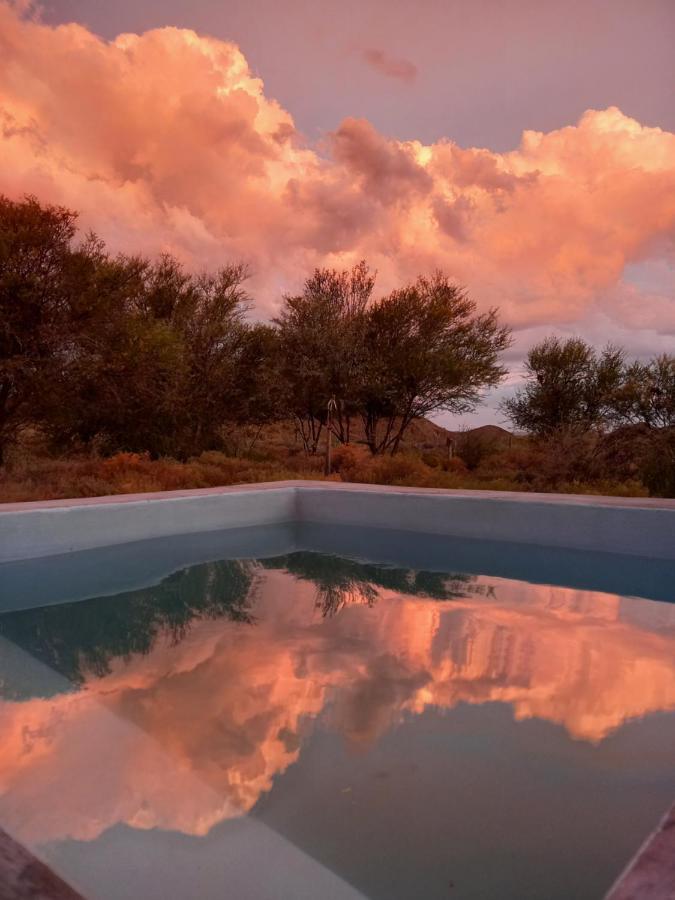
[606,803,675,899]
[0,829,84,900]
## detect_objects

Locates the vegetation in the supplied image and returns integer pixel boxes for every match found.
[501,337,625,436]
[1,195,509,461]
[500,337,674,495]
[1,194,673,499]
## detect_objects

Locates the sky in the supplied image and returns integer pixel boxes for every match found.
[1,0,674,426]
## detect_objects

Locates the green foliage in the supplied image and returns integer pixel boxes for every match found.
[275,261,374,452]
[0,195,87,462]
[1,197,511,463]
[276,266,511,455]
[49,255,254,458]
[612,355,675,429]
[639,428,675,498]
[501,337,625,436]
[359,273,511,453]
[455,429,497,471]
[499,334,674,496]
[0,196,270,460]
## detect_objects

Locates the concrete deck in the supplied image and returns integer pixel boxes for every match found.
[0,829,84,900]
[606,803,675,899]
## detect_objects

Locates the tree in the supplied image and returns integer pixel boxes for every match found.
[612,354,675,429]
[1,194,515,469]
[49,254,253,458]
[359,273,510,453]
[219,324,288,456]
[0,195,93,463]
[609,354,675,498]
[169,262,252,456]
[501,336,624,437]
[275,261,374,453]
[455,427,497,471]
[640,428,675,498]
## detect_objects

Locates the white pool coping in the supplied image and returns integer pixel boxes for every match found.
[1,480,674,563]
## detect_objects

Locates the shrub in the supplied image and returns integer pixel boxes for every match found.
[0,432,653,503]
[442,456,469,475]
[341,452,434,487]
[331,443,371,476]
[100,452,151,474]
[421,451,442,468]
[639,429,675,498]
[455,431,497,471]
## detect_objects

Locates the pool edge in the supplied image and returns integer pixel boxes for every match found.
[605,801,675,899]
[1,481,674,563]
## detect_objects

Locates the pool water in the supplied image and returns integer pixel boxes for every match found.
[1,523,675,900]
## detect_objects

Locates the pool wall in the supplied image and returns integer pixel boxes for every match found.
[296,483,675,559]
[0,484,297,563]
[1,481,674,563]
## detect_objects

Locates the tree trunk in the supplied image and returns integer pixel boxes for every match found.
[362,412,378,454]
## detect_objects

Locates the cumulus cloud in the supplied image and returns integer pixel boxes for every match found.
[0,2,673,350]
[362,47,418,82]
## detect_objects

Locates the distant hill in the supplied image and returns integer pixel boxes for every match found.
[255,416,511,453]
[454,424,512,442]
[402,420,512,449]
[397,417,453,448]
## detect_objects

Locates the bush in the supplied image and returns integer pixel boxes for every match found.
[339,452,434,487]
[0,431,653,503]
[0,448,305,502]
[455,431,497,471]
[639,429,675,498]
[331,443,371,475]
[421,450,442,468]
[442,456,469,475]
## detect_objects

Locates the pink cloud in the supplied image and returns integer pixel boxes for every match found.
[362,47,418,83]
[0,2,674,346]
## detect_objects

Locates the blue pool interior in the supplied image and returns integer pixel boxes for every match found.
[1,522,675,900]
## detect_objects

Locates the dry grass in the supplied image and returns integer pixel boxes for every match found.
[0,450,324,503]
[0,440,650,503]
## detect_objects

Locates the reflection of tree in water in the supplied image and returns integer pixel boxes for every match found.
[0,560,256,699]
[0,552,489,701]
[261,553,479,617]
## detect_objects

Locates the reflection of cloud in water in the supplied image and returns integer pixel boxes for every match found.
[0,559,257,697]
[0,553,674,847]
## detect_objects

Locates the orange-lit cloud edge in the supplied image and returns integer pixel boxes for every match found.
[1,0,674,349]
[1,569,675,846]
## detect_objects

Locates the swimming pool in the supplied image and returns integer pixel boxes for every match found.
[1,517,675,900]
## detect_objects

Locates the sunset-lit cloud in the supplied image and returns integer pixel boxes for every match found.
[362,48,418,82]
[0,2,673,350]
